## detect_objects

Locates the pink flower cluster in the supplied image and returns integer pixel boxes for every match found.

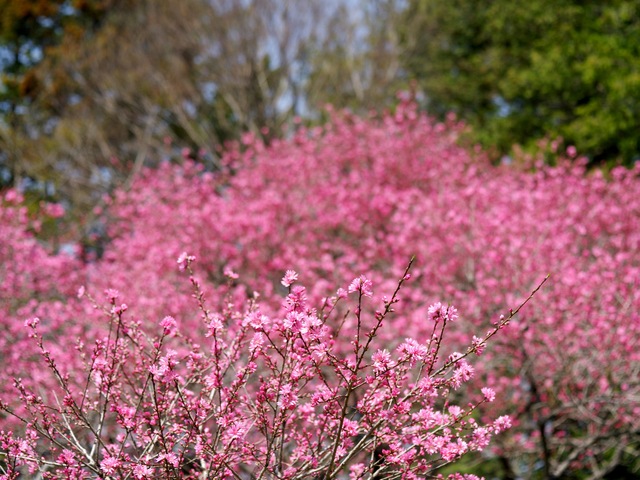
[0,257,517,478]
[1,100,639,476]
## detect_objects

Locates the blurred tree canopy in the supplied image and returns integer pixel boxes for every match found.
[399,0,640,165]
[2,0,640,217]
[0,0,403,213]
[0,0,116,194]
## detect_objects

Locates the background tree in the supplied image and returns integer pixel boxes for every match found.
[0,0,117,191]
[0,1,327,213]
[399,0,640,165]
[305,0,404,114]
[2,105,639,478]
[5,0,640,215]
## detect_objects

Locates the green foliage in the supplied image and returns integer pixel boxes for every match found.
[400,0,640,165]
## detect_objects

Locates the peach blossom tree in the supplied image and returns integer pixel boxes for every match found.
[1,101,639,478]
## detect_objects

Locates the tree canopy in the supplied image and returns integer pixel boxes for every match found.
[0,0,405,213]
[2,105,639,478]
[2,0,640,214]
[400,0,640,165]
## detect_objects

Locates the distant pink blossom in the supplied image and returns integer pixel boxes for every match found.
[2,100,637,477]
[371,349,393,373]
[111,303,128,315]
[348,275,373,297]
[24,317,39,329]
[427,302,458,323]
[281,269,298,287]
[158,452,179,468]
[177,252,195,271]
[224,266,239,279]
[100,455,121,475]
[105,288,120,302]
[494,415,512,432]
[482,387,496,402]
[43,203,65,218]
[160,315,177,336]
[133,464,154,479]
[471,335,485,355]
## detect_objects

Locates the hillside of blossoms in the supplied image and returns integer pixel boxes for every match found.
[1,101,639,479]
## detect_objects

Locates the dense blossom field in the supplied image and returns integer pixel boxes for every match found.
[1,102,639,478]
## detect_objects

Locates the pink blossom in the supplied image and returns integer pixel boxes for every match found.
[448,405,463,417]
[427,302,459,323]
[105,288,120,302]
[481,387,496,402]
[205,313,224,335]
[281,269,299,287]
[177,251,195,270]
[133,464,154,479]
[43,203,65,218]
[160,315,177,336]
[57,449,76,464]
[158,452,179,468]
[2,102,638,478]
[100,455,121,475]
[111,303,128,315]
[471,426,492,450]
[24,317,39,329]
[349,463,365,479]
[223,266,239,279]
[149,350,179,382]
[372,349,393,373]
[244,312,270,330]
[471,335,485,355]
[493,415,512,433]
[348,275,373,297]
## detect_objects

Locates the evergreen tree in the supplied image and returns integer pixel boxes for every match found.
[400,0,640,165]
